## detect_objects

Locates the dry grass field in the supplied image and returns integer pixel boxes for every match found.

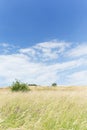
[0,86,87,130]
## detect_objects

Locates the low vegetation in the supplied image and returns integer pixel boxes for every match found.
[28,84,37,86]
[10,80,30,92]
[52,83,57,87]
[0,87,87,130]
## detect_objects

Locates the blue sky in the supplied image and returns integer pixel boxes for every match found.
[0,0,87,86]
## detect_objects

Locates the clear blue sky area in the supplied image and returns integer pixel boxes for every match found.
[0,0,87,47]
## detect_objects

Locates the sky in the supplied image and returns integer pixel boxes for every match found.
[0,0,87,87]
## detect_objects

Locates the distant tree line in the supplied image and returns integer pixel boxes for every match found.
[28,84,37,86]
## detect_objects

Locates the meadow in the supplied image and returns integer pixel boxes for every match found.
[0,86,87,130]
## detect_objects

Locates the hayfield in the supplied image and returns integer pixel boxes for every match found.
[0,87,87,130]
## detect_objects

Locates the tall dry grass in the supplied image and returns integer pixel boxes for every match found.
[0,87,87,130]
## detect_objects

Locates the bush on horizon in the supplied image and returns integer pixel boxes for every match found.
[10,80,30,92]
[52,83,57,87]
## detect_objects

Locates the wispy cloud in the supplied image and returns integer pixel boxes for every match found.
[0,43,10,47]
[0,43,19,54]
[0,40,87,86]
[67,70,87,86]
[67,43,87,57]
[19,40,71,61]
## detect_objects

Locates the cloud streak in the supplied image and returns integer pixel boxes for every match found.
[67,43,87,57]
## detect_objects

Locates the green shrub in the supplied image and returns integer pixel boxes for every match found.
[10,80,30,92]
[52,83,57,87]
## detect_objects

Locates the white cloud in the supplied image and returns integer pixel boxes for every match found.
[67,43,87,57]
[0,54,86,86]
[0,41,87,87]
[67,70,87,85]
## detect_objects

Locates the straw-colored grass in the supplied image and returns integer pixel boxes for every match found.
[0,87,87,130]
